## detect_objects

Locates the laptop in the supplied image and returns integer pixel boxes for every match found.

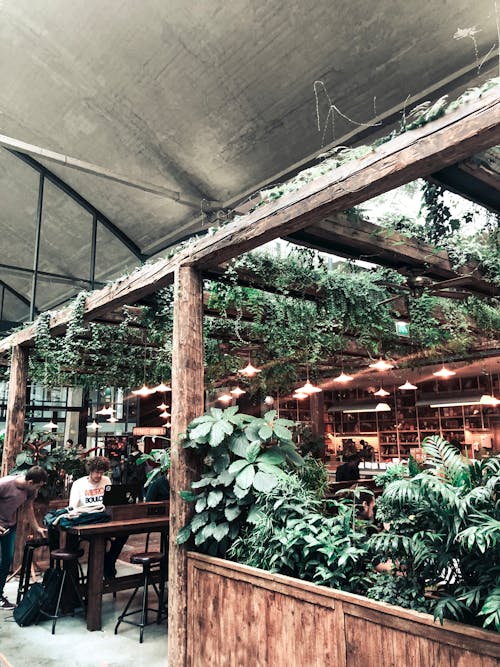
[103,483,140,506]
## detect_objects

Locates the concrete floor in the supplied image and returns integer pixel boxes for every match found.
[0,541,168,667]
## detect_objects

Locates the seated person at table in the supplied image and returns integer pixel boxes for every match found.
[145,473,170,502]
[335,455,361,482]
[69,456,126,579]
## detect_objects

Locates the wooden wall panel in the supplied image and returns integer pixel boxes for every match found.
[186,553,500,667]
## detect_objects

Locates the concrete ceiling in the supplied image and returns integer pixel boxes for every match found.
[0,0,498,325]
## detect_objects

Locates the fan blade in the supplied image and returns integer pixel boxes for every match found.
[431,276,473,289]
[429,289,473,299]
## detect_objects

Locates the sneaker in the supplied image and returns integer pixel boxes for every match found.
[0,595,15,610]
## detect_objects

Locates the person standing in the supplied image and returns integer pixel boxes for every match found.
[0,466,48,609]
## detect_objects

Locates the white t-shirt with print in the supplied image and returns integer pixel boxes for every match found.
[69,475,111,509]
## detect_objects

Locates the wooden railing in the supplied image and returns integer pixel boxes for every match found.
[186,552,500,667]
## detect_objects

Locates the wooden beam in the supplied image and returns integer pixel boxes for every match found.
[185,90,499,269]
[168,266,204,667]
[1,346,28,476]
[0,90,498,354]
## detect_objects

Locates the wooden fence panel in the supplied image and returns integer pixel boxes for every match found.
[186,553,500,667]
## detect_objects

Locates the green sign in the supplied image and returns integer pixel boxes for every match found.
[395,321,410,337]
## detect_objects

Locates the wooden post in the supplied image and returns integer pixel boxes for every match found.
[168,265,204,667]
[1,345,28,476]
[309,391,325,439]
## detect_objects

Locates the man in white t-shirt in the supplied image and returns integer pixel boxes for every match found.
[69,456,126,579]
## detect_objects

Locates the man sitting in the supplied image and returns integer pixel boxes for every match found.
[69,456,126,579]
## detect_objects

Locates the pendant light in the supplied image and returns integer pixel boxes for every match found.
[297,380,321,394]
[374,387,390,397]
[218,393,233,404]
[230,386,246,397]
[43,420,57,431]
[433,365,456,379]
[152,382,172,393]
[95,406,115,416]
[240,361,261,377]
[159,410,171,419]
[369,358,394,371]
[292,392,308,400]
[479,394,500,406]
[375,402,391,412]
[106,416,118,423]
[86,419,99,430]
[398,380,418,390]
[333,371,354,383]
[157,402,169,411]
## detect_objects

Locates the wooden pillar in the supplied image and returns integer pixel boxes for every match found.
[168,265,204,667]
[1,345,28,477]
[309,390,325,439]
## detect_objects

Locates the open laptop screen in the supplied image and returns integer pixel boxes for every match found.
[103,483,139,506]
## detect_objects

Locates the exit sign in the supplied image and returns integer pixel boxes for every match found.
[395,321,410,337]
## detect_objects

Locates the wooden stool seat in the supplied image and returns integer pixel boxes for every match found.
[130,552,164,566]
[49,548,84,561]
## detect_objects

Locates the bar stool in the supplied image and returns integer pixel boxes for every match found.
[114,551,166,643]
[16,536,50,605]
[41,548,86,634]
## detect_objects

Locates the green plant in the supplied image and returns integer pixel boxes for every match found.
[369,436,500,631]
[176,407,303,556]
[137,444,171,486]
[367,573,429,612]
[297,454,329,499]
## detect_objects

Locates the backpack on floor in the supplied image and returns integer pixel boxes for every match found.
[13,583,47,626]
[40,567,65,615]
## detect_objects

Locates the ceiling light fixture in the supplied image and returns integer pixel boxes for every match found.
[152,382,172,393]
[230,387,246,397]
[218,394,233,403]
[297,380,322,394]
[433,365,456,379]
[86,419,99,430]
[43,420,57,430]
[374,387,390,397]
[132,384,154,397]
[159,410,171,419]
[239,361,261,377]
[399,380,418,390]
[375,402,391,412]
[430,400,481,408]
[157,402,169,411]
[333,372,354,383]
[106,416,118,423]
[479,394,500,406]
[369,358,394,372]
[292,392,308,400]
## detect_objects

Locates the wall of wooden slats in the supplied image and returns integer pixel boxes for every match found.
[186,553,499,667]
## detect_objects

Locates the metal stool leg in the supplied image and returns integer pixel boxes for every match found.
[16,544,34,604]
[51,570,67,635]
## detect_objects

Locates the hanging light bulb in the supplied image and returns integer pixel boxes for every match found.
[95,406,116,416]
[157,402,169,411]
[86,420,99,430]
[159,410,171,419]
[297,380,321,394]
[398,380,418,390]
[239,361,261,377]
[375,402,391,412]
[106,416,118,423]
[43,420,57,431]
[152,382,172,393]
[132,384,154,397]
[230,386,246,397]
[480,394,500,406]
[433,365,456,379]
[217,394,233,403]
[369,358,394,371]
[333,372,354,383]
[374,387,390,397]
[292,392,308,400]
[165,421,172,428]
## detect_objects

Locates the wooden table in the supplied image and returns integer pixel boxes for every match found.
[66,512,169,631]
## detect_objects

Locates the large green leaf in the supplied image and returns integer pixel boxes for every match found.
[273,423,293,441]
[191,511,209,532]
[228,459,250,475]
[256,461,283,476]
[253,471,277,493]
[224,505,242,521]
[246,442,261,463]
[189,420,213,441]
[228,433,251,457]
[207,489,223,508]
[258,424,273,440]
[233,484,248,499]
[179,490,197,502]
[213,522,230,542]
[213,451,230,473]
[195,496,207,512]
[176,526,191,544]
[209,419,234,447]
[259,448,286,465]
[236,464,256,489]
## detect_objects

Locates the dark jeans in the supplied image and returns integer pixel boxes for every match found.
[0,528,16,597]
[104,535,128,577]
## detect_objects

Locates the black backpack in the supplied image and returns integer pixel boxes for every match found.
[13,583,47,626]
[13,567,65,626]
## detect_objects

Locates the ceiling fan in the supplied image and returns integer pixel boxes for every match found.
[377,272,480,306]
